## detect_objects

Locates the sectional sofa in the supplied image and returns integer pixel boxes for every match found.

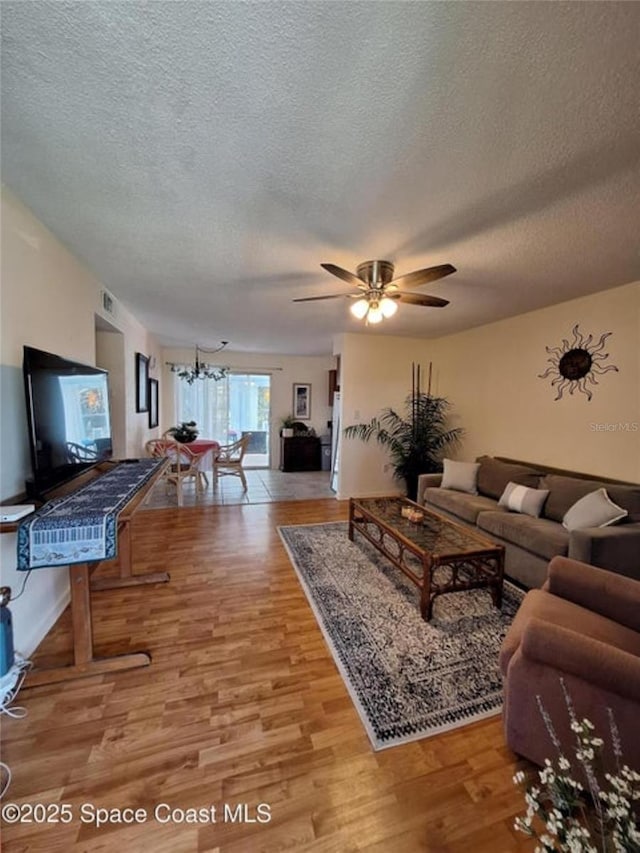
[417,456,640,589]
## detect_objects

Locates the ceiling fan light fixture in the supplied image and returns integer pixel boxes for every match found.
[366,303,383,324]
[299,259,455,324]
[350,298,369,320]
[379,296,398,318]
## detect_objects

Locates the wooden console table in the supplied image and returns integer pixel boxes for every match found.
[0,460,169,686]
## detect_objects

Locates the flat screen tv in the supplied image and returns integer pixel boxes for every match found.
[23,345,113,496]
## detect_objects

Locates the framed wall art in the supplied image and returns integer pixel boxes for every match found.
[148,378,159,428]
[135,352,150,412]
[293,383,311,420]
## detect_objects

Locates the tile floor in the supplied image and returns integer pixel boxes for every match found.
[141,468,335,509]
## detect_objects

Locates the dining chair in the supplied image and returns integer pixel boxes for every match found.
[66,441,99,463]
[212,434,251,491]
[145,439,208,506]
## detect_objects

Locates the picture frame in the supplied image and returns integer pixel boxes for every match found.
[293,383,311,420]
[135,352,150,413]
[148,378,159,428]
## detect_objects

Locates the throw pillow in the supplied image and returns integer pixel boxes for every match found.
[476,456,543,500]
[562,488,629,531]
[499,481,550,518]
[440,459,480,495]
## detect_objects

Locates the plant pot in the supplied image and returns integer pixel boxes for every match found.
[282,428,294,437]
[173,431,197,443]
[405,473,419,502]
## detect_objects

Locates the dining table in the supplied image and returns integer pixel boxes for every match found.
[155,437,221,488]
[180,438,221,482]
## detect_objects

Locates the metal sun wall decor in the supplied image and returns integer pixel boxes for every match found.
[538,324,618,401]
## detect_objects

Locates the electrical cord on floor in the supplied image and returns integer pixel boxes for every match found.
[0,655,32,718]
[0,655,32,800]
[6,569,32,602]
[0,762,11,800]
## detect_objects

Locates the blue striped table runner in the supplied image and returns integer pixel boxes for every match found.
[17,459,163,570]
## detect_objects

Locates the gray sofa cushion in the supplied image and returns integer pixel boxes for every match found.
[476,456,543,500]
[569,524,640,581]
[423,487,506,524]
[541,474,640,524]
[477,510,569,560]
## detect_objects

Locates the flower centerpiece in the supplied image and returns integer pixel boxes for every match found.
[513,683,640,852]
[166,420,198,443]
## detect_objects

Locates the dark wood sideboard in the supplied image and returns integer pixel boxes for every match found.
[280,436,321,472]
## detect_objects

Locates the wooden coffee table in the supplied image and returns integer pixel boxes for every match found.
[349,496,505,620]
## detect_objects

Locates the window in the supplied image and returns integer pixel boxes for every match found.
[175,373,271,467]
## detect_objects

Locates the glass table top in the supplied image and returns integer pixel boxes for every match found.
[351,496,501,556]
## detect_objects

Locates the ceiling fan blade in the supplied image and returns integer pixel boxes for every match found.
[396,292,450,308]
[292,294,347,302]
[389,263,456,290]
[321,263,366,288]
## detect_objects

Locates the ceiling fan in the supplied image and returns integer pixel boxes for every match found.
[293,260,456,324]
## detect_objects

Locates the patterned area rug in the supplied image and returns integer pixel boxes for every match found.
[278,521,524,751]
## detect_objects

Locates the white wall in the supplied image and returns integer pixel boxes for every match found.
[0,187,161,656]
[431,281,640,482]
[161,348,336,465]
[336,282,640,498]
[335,333,436,499]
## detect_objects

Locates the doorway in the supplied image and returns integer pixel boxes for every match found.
[176,372,271,468]
[95,315,125,459]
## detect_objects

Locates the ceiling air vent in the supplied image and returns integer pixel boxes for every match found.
[100,289,115,315]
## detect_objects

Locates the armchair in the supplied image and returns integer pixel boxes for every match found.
[500,556,640,774]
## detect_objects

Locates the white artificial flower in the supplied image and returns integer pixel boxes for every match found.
[545,814,559,835]
[514,709,638,851]
[540,766,555,784]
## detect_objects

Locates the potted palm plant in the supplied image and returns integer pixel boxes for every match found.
[344,363,463,500]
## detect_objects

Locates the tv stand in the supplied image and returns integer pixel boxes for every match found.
[1,460,169,686]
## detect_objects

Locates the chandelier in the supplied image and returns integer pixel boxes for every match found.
[166,342,230,384]
[350,292,398,325]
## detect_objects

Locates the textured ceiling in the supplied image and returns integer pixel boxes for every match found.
[2,1,639,355]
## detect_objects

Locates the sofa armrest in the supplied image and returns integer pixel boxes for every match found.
[569,523,640,582]
[520,617,640,702]
[417,473,442,505]
[546,555,640,632]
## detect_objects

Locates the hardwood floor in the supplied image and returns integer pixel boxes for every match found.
[2,500,534,852]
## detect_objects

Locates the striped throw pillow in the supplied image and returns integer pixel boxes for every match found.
[499,481,550,518]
